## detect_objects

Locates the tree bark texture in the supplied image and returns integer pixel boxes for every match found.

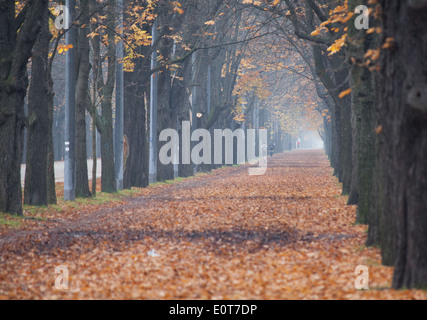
[379,0,427,289]
[0,0,48,215]
[24,7,51,206]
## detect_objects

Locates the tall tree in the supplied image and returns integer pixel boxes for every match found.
[123,22,151,188]
[378,0,427,289]
[155,5,175,182]
[346,0,377,223]
[91,0,117,193]
[0,0,49,215]
[24,5,52,206]
[75,0,91,198]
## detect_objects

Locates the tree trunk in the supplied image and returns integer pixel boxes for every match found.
[75,2,91,198]
[156,16,175,182]
[123,50,150,189]
[347,0,377,215]
[333,60,352,196]
[0,1,48,215]
[368,76,395,266]
[99,109,116,193]
[379,0,427,289]
[47,47,57,205]
[24,10,51,206]
[173,58,193,178]
[47,92,57,205]
[312,45,342,180]
[90,0,117,193]
[91,124,97,196]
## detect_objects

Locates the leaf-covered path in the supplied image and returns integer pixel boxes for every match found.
[0,150,426,299]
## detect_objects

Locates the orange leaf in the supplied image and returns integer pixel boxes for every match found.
[338,88,352,99]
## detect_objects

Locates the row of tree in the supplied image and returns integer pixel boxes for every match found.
[0,0,307,210]
[258,0,427,289]
[0,0,426,289]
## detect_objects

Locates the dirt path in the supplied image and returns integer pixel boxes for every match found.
[1,150,426,299]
